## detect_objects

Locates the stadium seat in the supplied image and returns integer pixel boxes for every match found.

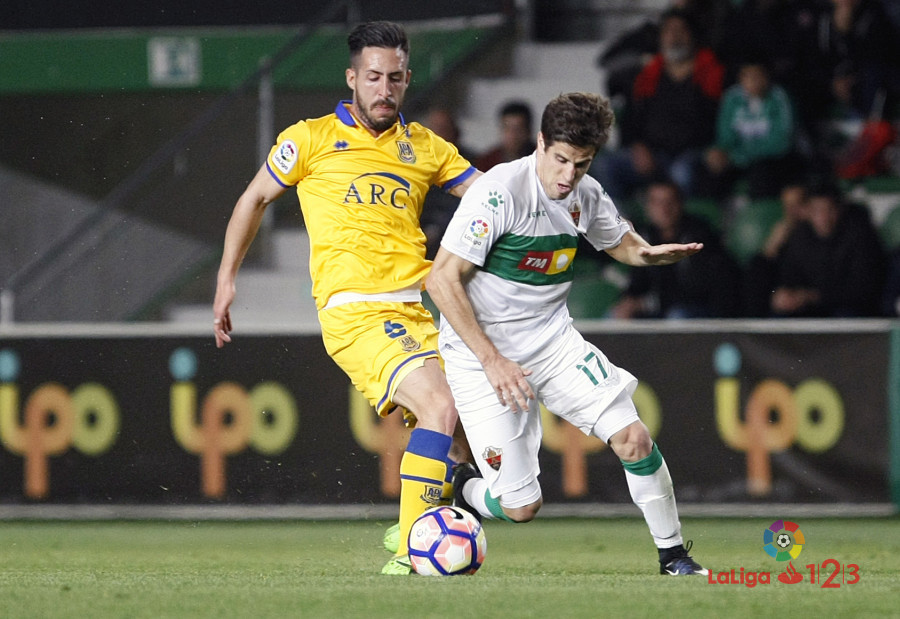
[684,198,722,232]
[725,199,783,266]
[864,175,900,194]
[568,261,628,319]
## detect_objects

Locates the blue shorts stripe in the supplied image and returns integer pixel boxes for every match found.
[376,349,438,412]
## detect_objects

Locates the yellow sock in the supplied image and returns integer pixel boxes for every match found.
[397,451,448,556]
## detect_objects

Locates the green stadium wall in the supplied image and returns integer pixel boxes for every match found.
[0,26,495,94]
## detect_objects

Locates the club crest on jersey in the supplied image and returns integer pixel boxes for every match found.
[396,141,416,163]
[518,248,577,275]
[568,200,582,226]
[483,447,502,470]
[272,140,298,174]
[399,335,421,352]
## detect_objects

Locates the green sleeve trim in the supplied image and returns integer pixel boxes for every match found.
[621,443,663,476]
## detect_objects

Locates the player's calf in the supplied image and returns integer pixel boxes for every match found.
[453,463,541,522]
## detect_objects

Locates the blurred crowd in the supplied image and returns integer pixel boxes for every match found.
[422,0,900,319]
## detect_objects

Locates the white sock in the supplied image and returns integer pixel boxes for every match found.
[624,460,683,549]
[461,477,494,520]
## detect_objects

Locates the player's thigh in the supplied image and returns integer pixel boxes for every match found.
[443,350,542,499]
[319,301,440,416]
[538,331,638,442]
[391,357,456,433]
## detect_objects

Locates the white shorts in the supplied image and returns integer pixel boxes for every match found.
[441,323,639,506]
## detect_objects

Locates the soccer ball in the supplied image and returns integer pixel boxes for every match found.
[407,506,486,576]
[776,533,792,548]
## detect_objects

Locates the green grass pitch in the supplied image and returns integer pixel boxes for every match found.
[0,517,897,618]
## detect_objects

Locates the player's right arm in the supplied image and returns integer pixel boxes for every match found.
[213,164,288,348]
[426,249,534,412]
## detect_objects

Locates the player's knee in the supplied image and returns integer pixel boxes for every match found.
[502,498,542,523]
[415,396,457,432]
[609,421,653,463]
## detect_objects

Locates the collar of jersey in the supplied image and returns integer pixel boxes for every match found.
[335,100,408,133]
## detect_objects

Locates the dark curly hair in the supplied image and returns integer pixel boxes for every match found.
[347,21,409,64]
[540,92,615,153]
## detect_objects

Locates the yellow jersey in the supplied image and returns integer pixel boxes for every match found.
[267,101,476,310]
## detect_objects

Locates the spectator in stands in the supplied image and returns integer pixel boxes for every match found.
[474,100,536,172]
[714,0,818,89]
[609,178,742,318]
[880,247,900,316]
[742,182,810,316]
[596,0,732,113]
[421,107,475,259]
[747,180,885,317]
[698,59,801,201]
[795,0,900,145]
[591,8,725,203]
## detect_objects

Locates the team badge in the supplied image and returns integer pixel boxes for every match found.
[483,447,502,470]
[272,140,298,174]
[420,485,443,506]
[399,335,421,352]
[568,200,581,226]
[396,141,416,163]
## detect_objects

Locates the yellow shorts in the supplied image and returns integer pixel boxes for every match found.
[319,301,441,416]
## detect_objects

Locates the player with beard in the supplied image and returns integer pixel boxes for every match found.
[213,21,481,575]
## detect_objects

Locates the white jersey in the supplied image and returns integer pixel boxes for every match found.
[437,153,630,360]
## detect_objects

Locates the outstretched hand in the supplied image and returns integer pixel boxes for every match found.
[637,242,703,265]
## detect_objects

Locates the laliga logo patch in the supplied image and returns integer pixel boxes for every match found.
[461,218,490,249]
[469,219,489,238]
[483,446,502,470]
[396,140,416,163]
[272,140,298,174]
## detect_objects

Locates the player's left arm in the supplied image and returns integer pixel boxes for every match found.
[426,248,534,412]
[605,229,703,266]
